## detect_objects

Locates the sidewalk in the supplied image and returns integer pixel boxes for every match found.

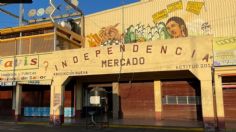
[14,117,204,131]
[4,116,236,132]
[0,116,204,129]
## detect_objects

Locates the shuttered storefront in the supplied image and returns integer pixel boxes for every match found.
[162,80,202,121]
[119,82,155,119]
[64,82,75,118]
[0,87,13,116]
[22,85,50,117]
[223,88,236,122]
[222,76,236,128]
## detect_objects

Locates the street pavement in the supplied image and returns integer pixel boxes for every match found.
[0,122,205,132]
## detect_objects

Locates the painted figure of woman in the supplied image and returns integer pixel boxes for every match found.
[166,16,188,38]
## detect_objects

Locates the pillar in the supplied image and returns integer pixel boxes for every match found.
[154,80,162,120]
[50,84,65,126]
[15,84,22,121]
[75,80,82,118]
[112,82,120,119]
[214,74,225,131]
[201,80,216,132]
[12,86,16,115]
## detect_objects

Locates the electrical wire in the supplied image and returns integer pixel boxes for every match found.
[117,0,126,83]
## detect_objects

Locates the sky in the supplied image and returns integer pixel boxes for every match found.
[0,0,140,28]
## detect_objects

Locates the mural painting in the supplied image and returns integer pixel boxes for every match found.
[124,16,188,43]
[86,0,211,47]
[86,23,123,47]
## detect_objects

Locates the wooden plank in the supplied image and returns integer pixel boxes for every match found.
[0,22,54,35]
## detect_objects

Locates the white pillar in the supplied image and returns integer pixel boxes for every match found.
[112,82,120,119]
[50,84,65,125]
[75,80,82,118]
[154,80,162,120]
[12,86,16,110]
[214,74,225,131]
[200,80,216,131]
[15,84,22,121]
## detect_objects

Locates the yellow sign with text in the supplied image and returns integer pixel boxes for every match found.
[0,55,39,71]
[213,37,236,51]
[186,1,204,15]
[152,9,168,23]
[213,37,236,66]
[167,0,183,13]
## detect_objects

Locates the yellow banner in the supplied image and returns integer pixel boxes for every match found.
[0,55,39,71]
[186,1,204,15]
[213,37,236,66]
[167,0,183,13]
[152,9,168,23]
[213,37,236,51]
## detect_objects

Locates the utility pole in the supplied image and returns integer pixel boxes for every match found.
[19,3,24,55]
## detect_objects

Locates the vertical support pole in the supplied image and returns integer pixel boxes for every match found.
[75,80,82,118]
[53,27,57,51]
[81,15,85,41]
[18,3,24,55]
[112,82,120,119]
[201,80,216,132]
[154,80,162,120]
[214,74,225,131]
[50,84,65,126]
[15,84,22,122]
[61,85,65,124]
[50,84,54,124]
[12,86,16,115]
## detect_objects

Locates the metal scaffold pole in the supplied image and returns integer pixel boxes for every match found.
[19,3,24,54]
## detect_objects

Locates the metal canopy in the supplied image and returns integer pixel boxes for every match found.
[0,8,28,23]
[0,0,84,26]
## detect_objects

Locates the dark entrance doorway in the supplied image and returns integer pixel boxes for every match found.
[82,84,113,119]
[64,80,75,118]
[0,86,13,116]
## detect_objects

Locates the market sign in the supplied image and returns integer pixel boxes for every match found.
[0,55,39,71]
[0,81,16,86]
[213,37,236,66]
[0,36,213,82]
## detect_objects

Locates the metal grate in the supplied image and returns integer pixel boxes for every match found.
[162,96,201,105]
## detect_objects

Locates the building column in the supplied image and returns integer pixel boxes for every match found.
[214,74,225,131]
[50,84,65,126]
[12,86,16,116]
[112,82,120,119]
[201,80,216,132]
[75,80,82,119]
[154,80,162,120]
[15,84,22,121]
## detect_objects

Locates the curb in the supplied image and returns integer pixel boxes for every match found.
[16,121,204,131]
[109,124,203,131]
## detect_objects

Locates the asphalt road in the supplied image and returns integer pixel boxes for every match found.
[0,122,204,132]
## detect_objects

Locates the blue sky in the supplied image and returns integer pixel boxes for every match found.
[0,0,140,28]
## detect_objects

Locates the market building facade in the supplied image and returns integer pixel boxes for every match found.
[0,0,236,131]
